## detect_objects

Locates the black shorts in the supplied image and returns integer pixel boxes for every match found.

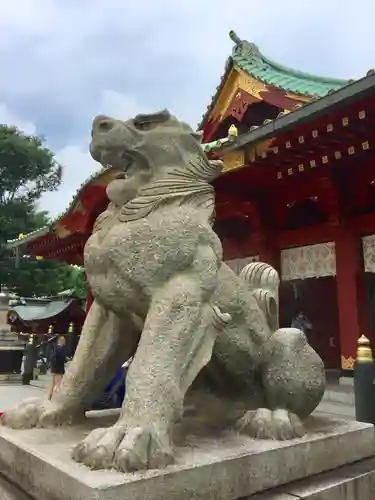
[50,363,65,375]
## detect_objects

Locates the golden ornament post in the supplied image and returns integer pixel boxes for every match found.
[354,335,375,424]
[67,322,75,358]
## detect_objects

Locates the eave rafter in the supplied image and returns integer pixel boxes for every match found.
[215,191,263,233]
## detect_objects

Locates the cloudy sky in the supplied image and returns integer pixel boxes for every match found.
[0,0,374,217]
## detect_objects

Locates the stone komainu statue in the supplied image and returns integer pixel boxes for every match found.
[1,110,325,472]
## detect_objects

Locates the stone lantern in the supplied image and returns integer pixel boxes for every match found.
[0,285,24,384]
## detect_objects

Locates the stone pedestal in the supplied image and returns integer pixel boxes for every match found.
[0,412,374,500]
[250,457,375,499]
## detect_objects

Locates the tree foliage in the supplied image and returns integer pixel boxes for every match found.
[0,124,87,299]
[65,266,88,301]
[0,125,62,205]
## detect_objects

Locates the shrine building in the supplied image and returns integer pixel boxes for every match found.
[7,30,375,377]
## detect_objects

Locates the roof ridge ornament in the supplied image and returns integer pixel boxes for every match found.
[229,30,262,65]
[229,30,242,45]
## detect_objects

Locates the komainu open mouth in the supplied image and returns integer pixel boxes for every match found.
[100,150,134,178]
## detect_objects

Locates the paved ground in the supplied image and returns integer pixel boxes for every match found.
[1,384,45,412]
[0,374,356,420]
[0,374,51,412]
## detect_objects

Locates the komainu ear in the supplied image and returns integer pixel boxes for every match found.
[134,109,171,127]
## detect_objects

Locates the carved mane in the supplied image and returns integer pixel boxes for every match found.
[119,159,223,223]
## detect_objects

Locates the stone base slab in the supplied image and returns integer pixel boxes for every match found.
[251,457,375,499]
[0,414,374,500]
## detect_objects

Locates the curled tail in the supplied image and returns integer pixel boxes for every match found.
[240,262,280,331]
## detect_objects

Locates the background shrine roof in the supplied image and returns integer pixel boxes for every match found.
[199,30,351,129]
[8,298,78,323]
[230,30,348,97]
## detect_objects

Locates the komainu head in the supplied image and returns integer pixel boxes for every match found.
[90,109,223,190]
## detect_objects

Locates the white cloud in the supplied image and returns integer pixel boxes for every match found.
[0,104,36,136]
[0,0,374,218]
[94,90,150,120]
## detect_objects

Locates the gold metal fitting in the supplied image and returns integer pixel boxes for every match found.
[356,335,373,362]
[68,322,74,333]
[48,324,53,335]
[228,124,238,141]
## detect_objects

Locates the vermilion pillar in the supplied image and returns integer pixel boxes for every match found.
[335,230,367,371]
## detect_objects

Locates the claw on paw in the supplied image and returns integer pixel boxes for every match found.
[72,423,174,472]
[115,425,174,472]
[236,408,305,440]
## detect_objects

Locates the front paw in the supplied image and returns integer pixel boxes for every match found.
[1,397,44,429]
[1,397,84,429]
[236,408,305,440]
[72,422,174,471]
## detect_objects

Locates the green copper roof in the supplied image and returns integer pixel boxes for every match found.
[9,299,74,322]
[198,31,351,129]
[229,30,349,98]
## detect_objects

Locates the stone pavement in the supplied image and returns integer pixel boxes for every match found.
[1,384,45,413]
[316,382,356,420]
[0,374,356,419]
[0,373,51,413]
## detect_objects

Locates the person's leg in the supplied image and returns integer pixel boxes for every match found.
[53,374,63,397]
[48,375,57,401]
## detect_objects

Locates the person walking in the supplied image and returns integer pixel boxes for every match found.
[48,335,67,400]
[291,310,312,335]
[291,310,315,349]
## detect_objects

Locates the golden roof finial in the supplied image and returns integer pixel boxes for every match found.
[18,233,25,239]
[228,124,238,141]
[356,335,373,362]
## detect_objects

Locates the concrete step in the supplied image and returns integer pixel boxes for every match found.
[315,400,356,420]
[323,385,355,406]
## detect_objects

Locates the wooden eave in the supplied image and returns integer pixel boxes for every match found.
[225,73,375,153]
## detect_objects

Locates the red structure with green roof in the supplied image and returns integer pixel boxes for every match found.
[8,31,375,378]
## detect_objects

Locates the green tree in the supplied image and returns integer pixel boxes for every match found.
[63,266,88,301]
[1,207,75,297]
[0,125,62,205]
[0,124,74,297]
